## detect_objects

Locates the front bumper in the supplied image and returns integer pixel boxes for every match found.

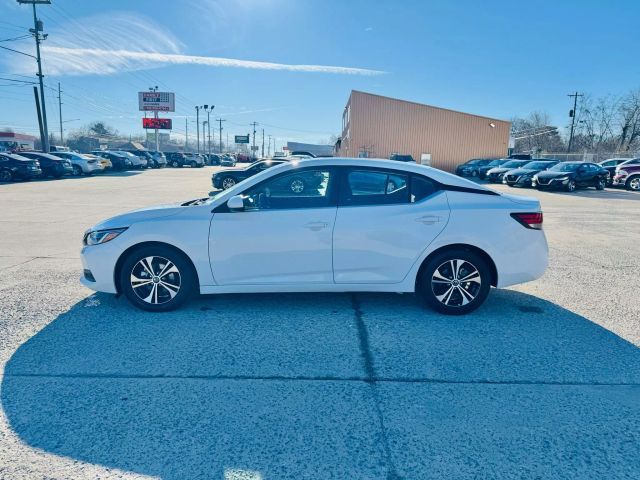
[612,175,627,186]
[84,163,105,173]
[80,242,120,294]
[504,175,533,187]
[532,177,570,189]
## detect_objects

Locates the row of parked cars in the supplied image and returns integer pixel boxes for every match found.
[0,149,244,182]
[456,157,640,192]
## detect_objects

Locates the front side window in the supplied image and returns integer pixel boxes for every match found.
[243,169,332,210]
[342,170,409,206]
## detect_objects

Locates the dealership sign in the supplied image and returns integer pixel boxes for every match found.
[138,92,175,112]
[235,135,250,144]
[143,118,172,130]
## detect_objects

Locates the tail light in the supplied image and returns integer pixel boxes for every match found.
[511,212,543,230]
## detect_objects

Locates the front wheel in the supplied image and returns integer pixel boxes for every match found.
[72,165,83,176]
[0,170,12,182]
[171,160,180,168]
[418,249,491,315]
[120,245,197,312]
[595,177,606,190]
[626,176,640,191]
[221,176,236,189]
[190,161,197,168]
[565,180,576,192]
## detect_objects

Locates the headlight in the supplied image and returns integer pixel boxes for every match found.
[83,228,127,246]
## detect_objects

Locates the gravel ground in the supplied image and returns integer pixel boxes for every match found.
[0,167,639,479]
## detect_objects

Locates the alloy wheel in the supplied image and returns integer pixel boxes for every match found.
[130,256,182,305]
[0,170,11,182]
[290,178,305,193]
[629,177,640,191]
[72,165,83,176]
[431,259,481,307]
[567,180,576,192]
[222,177,236,189]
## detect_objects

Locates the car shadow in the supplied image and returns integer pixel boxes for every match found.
[2,290,640,478]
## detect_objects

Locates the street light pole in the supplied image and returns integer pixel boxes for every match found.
[195,106,201,153]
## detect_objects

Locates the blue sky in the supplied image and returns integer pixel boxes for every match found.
[1,0,639,147]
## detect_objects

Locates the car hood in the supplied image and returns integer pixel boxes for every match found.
[536,171,573,179]
[89,203,186,230]
[487,167,511,174]
[506,168,539,176]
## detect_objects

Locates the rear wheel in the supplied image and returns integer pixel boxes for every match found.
[171,160,180,168]
[72,165,83,176]
[418,249,491,315]
[0,170,12,182]
[190,161,197,168]
[120,245,197,312]
[627,175,640,191]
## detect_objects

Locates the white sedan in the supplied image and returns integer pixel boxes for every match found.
[80,158,548,315]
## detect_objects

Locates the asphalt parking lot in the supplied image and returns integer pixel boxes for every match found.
[1,167,639,479]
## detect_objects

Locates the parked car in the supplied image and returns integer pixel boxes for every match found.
[219,154,237,167]
[19,151,73,178]
[121,150,161,168]
[236,153,252,163]
[0,152,42,181]
[455,158,495,177]
[147,151,167,168]
[478,159,510,179]
[54,151,105,176]
[84,153,112,170]
[598,158,632,185]
[112,151,148,169]
[612,161,640,191]
[184,153,205,168]
[212,159,286,189]
[91,151,131,170]
[484,160,531,183]
[388,153,415,163]
[508,154,532,160]
[80,157,548,314]
[164,152,187,168]
[503,160,559,188]
[205,154,221,166]
[533,162,608,192]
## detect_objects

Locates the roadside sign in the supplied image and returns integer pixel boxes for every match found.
[143,118,172,130]
[138,92,175,112]
[250,146,259,151]
[235,135,250,144]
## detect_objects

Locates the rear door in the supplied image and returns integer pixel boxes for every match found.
[332,168,450,284]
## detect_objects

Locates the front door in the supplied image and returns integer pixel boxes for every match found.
[210,168,337,285]
[333,168,450,284]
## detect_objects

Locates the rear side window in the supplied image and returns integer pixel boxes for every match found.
[342,170,409,206]
[411,176,438,202]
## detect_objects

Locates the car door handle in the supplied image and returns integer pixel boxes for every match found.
[304,221,329,231]
[415,215,441,225]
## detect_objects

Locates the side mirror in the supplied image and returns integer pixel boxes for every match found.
[227,195,244,211]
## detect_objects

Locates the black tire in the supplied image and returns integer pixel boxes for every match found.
[0,170,12,182]
[190,161,197,168]
[171,160,180,168]
[626,175,640,191]
[221,176,237,189]
[536,186,545,191]
[418,248,492,315]
[119,245,197,312]
[595,177,606,190]
[565,179,576,192]
[72,165,83,177]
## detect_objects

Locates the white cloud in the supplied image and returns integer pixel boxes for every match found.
[37,46,384,76]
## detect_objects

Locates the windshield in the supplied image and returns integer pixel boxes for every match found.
[549,163,580,172]
[466,159,483,165]
[487,159,504,166]
[523,161,554,170]
[501,160,526,168]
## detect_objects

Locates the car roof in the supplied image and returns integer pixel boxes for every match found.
[0,152,31,160]
[277,157,496,192]
[21,151,63,159]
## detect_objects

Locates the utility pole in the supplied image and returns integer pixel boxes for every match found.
[19,0,51,152]
[251,121,258,159]
[567,91,583,153]
[149,86,159,151]
[226,132,229,153]
[185,117,188,151]
[204,105,214,154]
[202,121,207,157]
[33,86,44,145]
[261,129,265,157]
[267,135,272,156]
[57,82,63,145]
[217,118,226,153]
[195,106,201,153]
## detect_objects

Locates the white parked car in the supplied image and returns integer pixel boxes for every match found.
[80,158,548,314]
[53,151,105,176]
[112,151,148,169]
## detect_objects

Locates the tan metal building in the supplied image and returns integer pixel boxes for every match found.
[337,91,510,172]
